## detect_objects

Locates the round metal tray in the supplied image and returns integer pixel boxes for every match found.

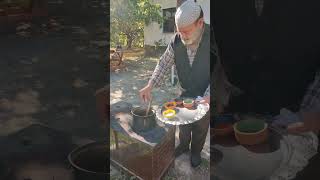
[155,103,209,125]
[211,126,293,180]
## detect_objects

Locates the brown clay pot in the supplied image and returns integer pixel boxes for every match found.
[233,123,268,145]
[183,99,194,109]
[212,123,234,136]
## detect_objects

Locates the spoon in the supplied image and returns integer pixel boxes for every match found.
[145,97,152,116]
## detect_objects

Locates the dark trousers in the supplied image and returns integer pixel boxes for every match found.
[179,113,210,155]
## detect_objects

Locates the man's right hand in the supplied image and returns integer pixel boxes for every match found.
[139,83,153,103]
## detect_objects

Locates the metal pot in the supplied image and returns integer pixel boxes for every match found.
[131,107,156,133]
[68,141,109,180]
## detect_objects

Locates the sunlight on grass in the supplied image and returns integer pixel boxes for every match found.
[123,48,144,59]
[120,48,160,62]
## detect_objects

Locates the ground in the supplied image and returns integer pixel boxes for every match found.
[0,14,108,139]
[110,50,210,180]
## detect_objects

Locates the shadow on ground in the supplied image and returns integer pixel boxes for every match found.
[0,13,108,140]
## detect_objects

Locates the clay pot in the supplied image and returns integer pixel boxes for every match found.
[183,99,194,109]
[212,122,234,136]
[233,122,268,145]
[174,97,183,106]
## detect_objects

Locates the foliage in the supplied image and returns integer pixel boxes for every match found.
[111,0,163,49]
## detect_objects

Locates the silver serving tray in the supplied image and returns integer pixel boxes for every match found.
[155,103,209,125]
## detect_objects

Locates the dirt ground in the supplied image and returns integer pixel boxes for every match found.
[110,51,180,107]
[110,50,210,180]
[0,13,108,140]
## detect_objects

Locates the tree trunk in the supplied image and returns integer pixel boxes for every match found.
[127,36,133,49]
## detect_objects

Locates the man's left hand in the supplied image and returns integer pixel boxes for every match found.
[287,112,320,134]
[287,122,310,134]
[198,96,210,104]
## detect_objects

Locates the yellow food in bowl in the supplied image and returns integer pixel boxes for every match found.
[163,109,176,119]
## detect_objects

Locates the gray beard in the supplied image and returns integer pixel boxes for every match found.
[181,27,203,47]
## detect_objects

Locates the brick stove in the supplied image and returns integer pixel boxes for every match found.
[110,101,176,180]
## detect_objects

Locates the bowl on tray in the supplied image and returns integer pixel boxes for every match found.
[183,98,194,109]
[164,101,176,110]
[162,109,176,119]
[211,114,235,136]
[233,119,268,145]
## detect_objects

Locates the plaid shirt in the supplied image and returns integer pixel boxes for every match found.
[149,29,211,97]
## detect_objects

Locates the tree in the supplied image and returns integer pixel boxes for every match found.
[111,0,163,49]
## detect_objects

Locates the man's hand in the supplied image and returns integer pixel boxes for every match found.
[197,96,210,104]
[287,112,320,134]
[203,96,210,104]
[139,83,153,103]
[287,122,309,134]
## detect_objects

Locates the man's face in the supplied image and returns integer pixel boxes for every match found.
[177,18,204,46]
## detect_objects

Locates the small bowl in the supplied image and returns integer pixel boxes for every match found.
[233,121,268,145]
[164,101,176,110]
[162,109,176,119]
[183,99,194,109]
[212,122,234,136]
[174,98,183,106]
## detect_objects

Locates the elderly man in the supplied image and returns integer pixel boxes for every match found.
[139,0,214,167]
[213,0,320,178]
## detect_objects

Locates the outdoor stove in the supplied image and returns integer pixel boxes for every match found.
[110,102,176,180]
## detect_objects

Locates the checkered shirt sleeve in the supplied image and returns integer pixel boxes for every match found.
[149,44,175,88]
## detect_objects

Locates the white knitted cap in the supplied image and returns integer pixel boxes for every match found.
[175,0,201,28]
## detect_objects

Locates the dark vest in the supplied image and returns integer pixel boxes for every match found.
[171,24,213,98]
[214,0,320,115]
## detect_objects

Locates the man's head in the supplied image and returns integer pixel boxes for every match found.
[175,0,204,46]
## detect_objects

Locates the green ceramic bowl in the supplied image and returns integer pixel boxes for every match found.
[183,98,193,104]
[236,119,265,133]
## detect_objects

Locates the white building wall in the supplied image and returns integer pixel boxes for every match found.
[144,0,210,46]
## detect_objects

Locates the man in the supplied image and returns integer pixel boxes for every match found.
[213,0,320,178]
[213,0,320,129]
[139,0,214,167]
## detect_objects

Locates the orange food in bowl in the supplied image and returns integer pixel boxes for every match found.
[164,101,176,109]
